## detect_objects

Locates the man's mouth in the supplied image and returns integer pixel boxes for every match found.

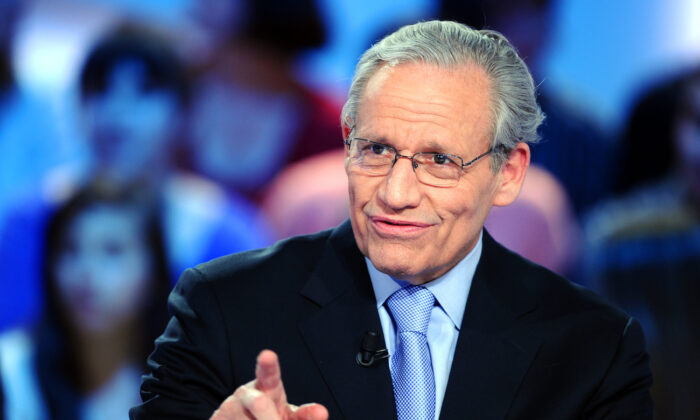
[370,216,433,235]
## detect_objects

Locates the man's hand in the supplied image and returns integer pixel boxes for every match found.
[210,350,329,420]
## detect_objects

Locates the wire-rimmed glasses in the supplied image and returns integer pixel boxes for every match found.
[344,137,493,187]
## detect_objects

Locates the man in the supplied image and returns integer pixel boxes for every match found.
[131,21,653,419]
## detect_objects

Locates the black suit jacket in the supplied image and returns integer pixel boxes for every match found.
[130,220,653,419]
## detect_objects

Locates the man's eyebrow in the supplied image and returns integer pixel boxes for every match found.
[355,134,459,155]
[420,140,455,154]
[358,133,394,146]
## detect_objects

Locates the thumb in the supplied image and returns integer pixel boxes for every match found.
[290,403,329,420]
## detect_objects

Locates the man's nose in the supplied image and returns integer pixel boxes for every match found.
[378,156,422,210]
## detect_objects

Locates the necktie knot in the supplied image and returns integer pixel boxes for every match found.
[387,285,435,335]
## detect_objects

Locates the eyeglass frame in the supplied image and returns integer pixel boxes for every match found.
[343,131,502,186]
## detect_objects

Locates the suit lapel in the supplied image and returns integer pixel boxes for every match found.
[440,231,541,420]
[298,221,397,420]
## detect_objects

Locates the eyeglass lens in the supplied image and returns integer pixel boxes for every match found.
[347,138,462,187]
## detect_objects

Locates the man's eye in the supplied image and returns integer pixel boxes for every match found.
[433,153,449,164]
[370,144,387,154]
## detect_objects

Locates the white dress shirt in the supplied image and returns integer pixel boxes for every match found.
[366,231,483,420]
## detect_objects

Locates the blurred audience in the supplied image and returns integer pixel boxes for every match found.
[583,66,700,420]
[440,0,614,217]
[75,24,272,272]
[0,24,272,331]
[184,0,342,200]
[0,184,171,420]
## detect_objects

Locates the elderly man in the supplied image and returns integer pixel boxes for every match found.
[131,21,652,419]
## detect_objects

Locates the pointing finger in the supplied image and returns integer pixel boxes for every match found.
[255,350,282,391]
[255,350,287,412]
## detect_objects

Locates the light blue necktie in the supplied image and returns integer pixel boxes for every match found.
[387,285,436,420]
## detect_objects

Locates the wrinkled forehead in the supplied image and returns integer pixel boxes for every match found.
[355,62,494,146]
[361,60,493,111]
[364,60,491,94]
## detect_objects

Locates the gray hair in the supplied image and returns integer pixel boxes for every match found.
[341,20,544,170]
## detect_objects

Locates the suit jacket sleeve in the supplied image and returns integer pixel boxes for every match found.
[130,267,233,419]
[583,317,653,419]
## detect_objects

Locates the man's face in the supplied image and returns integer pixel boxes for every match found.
[346,62,504,285]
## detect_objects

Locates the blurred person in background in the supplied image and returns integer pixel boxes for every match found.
[583,66,700,420]
[612,71,686,196]
[440,0,614,219]
[0,184,171,420]
[261,149,349,240]
[0,23,272,331]
[184,0,342,201]
[484,165,580,277]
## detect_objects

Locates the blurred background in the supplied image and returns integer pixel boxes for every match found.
[0,0,698,418]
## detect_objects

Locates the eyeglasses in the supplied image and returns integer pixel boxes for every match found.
[344,136,493,187]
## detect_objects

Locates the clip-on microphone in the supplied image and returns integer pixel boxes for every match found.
[356,331,389,367]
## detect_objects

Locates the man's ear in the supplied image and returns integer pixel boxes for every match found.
[341,122,353,158]
[341,123,352,140]
[492,142,530,207]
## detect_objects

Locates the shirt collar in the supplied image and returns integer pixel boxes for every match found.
[366,230,483,330]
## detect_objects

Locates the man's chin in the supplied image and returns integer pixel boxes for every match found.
[369,254,433,285]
